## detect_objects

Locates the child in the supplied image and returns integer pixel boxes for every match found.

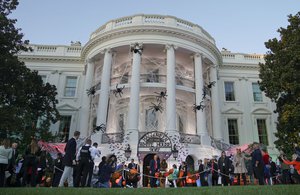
[168,164,179,188]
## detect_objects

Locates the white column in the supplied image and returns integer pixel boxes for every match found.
[126,44,142,157]
[94,49,113,143]
[127,45,142,132]
[194,53,210,145]
[165,45,177,134]
[79,59,94,137]
[210,65,222,140]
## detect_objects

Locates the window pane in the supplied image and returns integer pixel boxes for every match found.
[257,119,268,145]
[146,69,159,83]
[59,115,72,142]
[228,119,239,145]
[252,83,263,102]
[64,76,77,97]
[179,116,184,132]
[145,109,158,131]
[225,82,235,101]
[118,113,125,131]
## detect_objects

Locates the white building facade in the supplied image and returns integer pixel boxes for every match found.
[18,14,278,182]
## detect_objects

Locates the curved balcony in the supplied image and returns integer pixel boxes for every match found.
[90,14,215,45]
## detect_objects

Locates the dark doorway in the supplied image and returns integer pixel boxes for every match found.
[143,153,155,187]
[186,155,195,172]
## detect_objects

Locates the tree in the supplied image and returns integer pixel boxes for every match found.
[259,12,300,156]
[0,0,60,147]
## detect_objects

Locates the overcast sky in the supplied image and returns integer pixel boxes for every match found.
[11,0,300,54]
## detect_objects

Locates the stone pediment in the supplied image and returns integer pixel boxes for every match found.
[251,108,272,115]
[222,107,243,114]
[56,103,79,111]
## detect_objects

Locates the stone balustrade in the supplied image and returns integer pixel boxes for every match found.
[19,44,82,57]
[222,52,265,64]
[90,14,215,44]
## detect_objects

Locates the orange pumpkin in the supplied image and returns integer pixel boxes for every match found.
[168,168,174,174]
[130,168,138,174]
[179,170,184,178]
[155,172,160,178]
[112,172,121,180]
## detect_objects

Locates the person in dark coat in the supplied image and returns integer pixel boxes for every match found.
[127,159,140,188]
[251,142,264,185]
[210,158,219,186]
[52,153,64,187]
[22,138,40,187]
[198,159,205,186]
[6,142,18,187]
[218,151,231,186]
[98,157,115,188]
[149,154,160,188]
[75,139,93,187]
[58,131,80,187]
[179,161,187,187]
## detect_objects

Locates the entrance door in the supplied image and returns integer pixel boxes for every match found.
[143,153,155,187]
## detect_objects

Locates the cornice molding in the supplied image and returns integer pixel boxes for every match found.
[18,55,84,63]
[220,63,259,70]
[81,26,222,65]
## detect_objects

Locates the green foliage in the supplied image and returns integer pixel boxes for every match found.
[0,0,59,146]
[259,12,300,155]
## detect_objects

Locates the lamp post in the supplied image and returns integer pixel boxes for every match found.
[124,144,132,160]
[172,144,179,160]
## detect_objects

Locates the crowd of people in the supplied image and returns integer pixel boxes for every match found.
[1,132,300,188]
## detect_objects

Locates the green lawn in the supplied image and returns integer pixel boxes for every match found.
[1,185,300,195]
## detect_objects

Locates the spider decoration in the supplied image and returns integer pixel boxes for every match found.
[154,90,167,102]
[86,86,96,96]
[131,47,143,55]
[113,84,125,97]
[94,124,106,134]
[149,102,163,113]
[193,101,205,112]
[207,81,216,88]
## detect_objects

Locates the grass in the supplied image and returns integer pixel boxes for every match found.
[1,185,300,195]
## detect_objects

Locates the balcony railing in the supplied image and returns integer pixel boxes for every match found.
[110,74,195,89]
[101,132,124,144]
[179,133,201,145]
[211,137,232,151]
[90,14,215,44]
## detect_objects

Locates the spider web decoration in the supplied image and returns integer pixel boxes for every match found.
[166,132,189,162]
[94,124,132,163]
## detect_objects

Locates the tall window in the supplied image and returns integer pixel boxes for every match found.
[64,76,77,97]
[257,119,269,145]
[146,69,159,83]
[252,83,263,102]
[224,82,235,101]
[118,113,125,131]
[178,116,184,132]
[145,109,158,131]
[228,119,239,145]
[59,115,72,142]
[120,72,129,84]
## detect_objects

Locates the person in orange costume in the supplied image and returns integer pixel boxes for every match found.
[282,154,300,183]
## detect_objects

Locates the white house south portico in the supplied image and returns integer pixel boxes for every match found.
[18,14,278,180]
